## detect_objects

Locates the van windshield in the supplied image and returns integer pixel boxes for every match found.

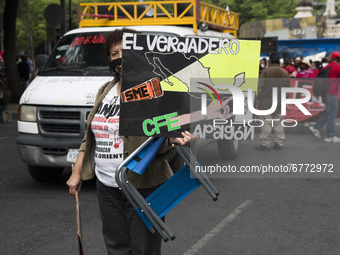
[44,32,109,72]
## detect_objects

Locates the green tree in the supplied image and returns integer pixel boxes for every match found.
[204,0,298,25]
[16,0,59,56]
[4,0,119,102]
[15,0,117,57]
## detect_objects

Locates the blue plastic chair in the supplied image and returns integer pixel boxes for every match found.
[115,137,218,241]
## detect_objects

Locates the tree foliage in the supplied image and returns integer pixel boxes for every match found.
[15,0,116,56]
[203,0,299,25]
[16,0,58,55]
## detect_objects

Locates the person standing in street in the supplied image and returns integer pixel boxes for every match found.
[294,60,315,79]
[256,53,290,150]
[309,51,340,142]
[293,56,302,72]
[282,58,296,76]
[27,58,33,82]
[66,28,193,255]
[17,55,29,89]
[259,58,267,77]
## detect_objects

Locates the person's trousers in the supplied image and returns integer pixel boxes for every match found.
[258,113,285,147]
[96,179,163,255]
[21,80,29,89]
[313,94,338,138]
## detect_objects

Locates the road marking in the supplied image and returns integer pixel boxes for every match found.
[183,200,252,255]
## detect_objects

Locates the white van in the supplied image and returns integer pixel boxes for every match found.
[16,25,240,181]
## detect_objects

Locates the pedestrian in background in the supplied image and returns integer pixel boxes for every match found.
[17,55,29,89]
[259,58,267,77]
[293,56,302,71]
[282,58,296,76]
[294,60,315,78]
[312,60,321,77]
[321,57,329,68]
[309,51,340,142]
[256,53,290,150]
[27,58,33,82]
[15,55,21,64]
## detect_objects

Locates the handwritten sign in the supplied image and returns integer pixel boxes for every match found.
[119,34,261,137]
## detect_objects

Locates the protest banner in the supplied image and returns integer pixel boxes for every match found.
[120,34,260,137]
[120,34,261,138]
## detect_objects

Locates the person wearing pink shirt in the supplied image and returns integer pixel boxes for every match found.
[294,60,315,78]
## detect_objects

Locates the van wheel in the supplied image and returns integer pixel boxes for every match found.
[217,139,240,160]
[28,165,64,182]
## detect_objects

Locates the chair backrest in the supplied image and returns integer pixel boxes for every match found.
[135,164,201,229]
[125,137,166,175]
[116,137,218,241]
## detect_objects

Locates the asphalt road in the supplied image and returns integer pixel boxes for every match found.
[1,105,340,255]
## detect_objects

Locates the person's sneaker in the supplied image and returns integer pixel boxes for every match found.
[309,126,321,139]
[255,145,270,151]
[325,136,340,143]
[273,143,283,150]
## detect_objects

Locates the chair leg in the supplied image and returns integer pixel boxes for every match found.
[116,166,158,236]
[122,170,175,241]
[184,146,219,196]
[115,138,219,242]
[176,145,218,201]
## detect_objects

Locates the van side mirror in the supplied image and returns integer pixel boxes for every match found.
[35,54,49,69]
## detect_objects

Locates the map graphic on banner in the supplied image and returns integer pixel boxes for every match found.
[119,34,261,137]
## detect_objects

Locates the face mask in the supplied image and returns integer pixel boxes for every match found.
[311,67,316,70]
[284,61,289,66]
[260,64,265,68]
[109,58,122,77]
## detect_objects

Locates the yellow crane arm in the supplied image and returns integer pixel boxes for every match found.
[77,0,238,37]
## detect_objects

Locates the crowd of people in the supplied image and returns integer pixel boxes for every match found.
[260,53,337,79]
[257,51,340,150]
